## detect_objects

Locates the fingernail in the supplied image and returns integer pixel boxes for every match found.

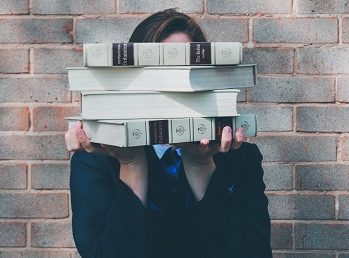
[77,129,83,138]
[223,126,231,135]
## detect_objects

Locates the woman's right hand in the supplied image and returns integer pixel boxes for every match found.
[65,121,148,205]
[64,121,146,166]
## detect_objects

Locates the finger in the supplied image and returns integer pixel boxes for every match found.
[231,127,244,150]
[77,128,96,153]
[199,138,210,153]
[219,126,232,153]
[65,128,82,151]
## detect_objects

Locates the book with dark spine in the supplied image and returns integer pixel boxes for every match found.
[83,42,243,66]
[66,114,257,147]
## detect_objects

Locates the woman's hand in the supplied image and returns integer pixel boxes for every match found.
[179,126,245,201]
[65,121,148,205]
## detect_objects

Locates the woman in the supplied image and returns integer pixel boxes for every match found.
[65,9,272,258]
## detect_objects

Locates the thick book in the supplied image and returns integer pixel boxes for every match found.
[83,42,243,66]
[68,65,257,92]
[81,89,240,120]
[66,114,256,147]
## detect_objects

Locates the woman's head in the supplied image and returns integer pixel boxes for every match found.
[129,8,207,43]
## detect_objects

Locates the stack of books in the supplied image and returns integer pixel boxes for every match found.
[66,42,258,147]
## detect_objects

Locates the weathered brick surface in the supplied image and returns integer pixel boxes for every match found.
[296,48,349,74]
[253,18,338,44]
[252,136,337,162]
[296,106,349,132]
[0,49,29,73]
[32,0,115,14]
[0,193,68,218]
[0,222,25,247]
[296,165,349,191]
[72,251,82,258]
[33,48,82,74]
[271,222,293,249]
[344,137,349,161]
[0,76,70,103]
[263,164,293,191]
[239,105,293,132]
[268,194,335,220]
[243,48,294,74]
[0,0,28,14]
[0,107,29,131]
[339,195,349,220]
[0,250,71,258]
[119,0,203,13]
[31,221,75,247]
[297,0,349,14]
[251,76,335,103]
[0,18,73,43]
[200,18,248,42]
[0,134,69,160]
[344,18,349,43]
[338,77,349,102]
[31,163,70,189]
[295,223,349,249]
[207,0,292,14]
[75,18,142,43]
[0,164,27,189]
[273,252,336,258]
[32,105,80,131]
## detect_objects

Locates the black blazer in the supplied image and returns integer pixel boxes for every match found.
[70,142,272,258]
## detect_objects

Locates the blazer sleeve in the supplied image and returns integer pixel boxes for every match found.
[213,142,273,258]
[70,146,167,258]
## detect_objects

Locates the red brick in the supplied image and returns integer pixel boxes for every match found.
[344,18,349,43]
[32,105,80,131]
[0,0,29,14]
[0,134,69,160]
[0,164,27,189]
[31,163,70,189]
[271,222,293,249]
[0,193,68,218]
[0,250,71,258]
[0,18,73,43]
[0,107,29,131]
[0,76,71,103]
[0,49,29,73]
[343,136,349,161]
[31,221,75,247]
[0,222,26,247]
[33,48,83,74]
[253,18,338,44]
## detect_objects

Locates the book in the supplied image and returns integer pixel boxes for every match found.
[83,42,243,66]
[66,114,257,147]
[68,64,257,92]
[81,89,240,120]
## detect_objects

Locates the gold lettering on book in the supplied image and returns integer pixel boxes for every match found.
[195,44,201,63]
[122,43,128,65]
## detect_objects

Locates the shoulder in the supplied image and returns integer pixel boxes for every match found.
[71,151,119,171]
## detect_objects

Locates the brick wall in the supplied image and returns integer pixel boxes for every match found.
[0,0,348,257]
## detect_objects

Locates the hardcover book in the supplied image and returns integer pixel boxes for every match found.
[68,65,257,92]
[83,42,243,66]
[66,114,257,147]
[81,89,240,120]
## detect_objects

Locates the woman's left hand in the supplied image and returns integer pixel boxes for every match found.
[178,126,244,201]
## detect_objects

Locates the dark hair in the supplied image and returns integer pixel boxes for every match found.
[129,8,207,43]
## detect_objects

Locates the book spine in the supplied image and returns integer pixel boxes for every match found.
[66,114,257,147]
[83,42,242,66]
[112,43,137,66]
